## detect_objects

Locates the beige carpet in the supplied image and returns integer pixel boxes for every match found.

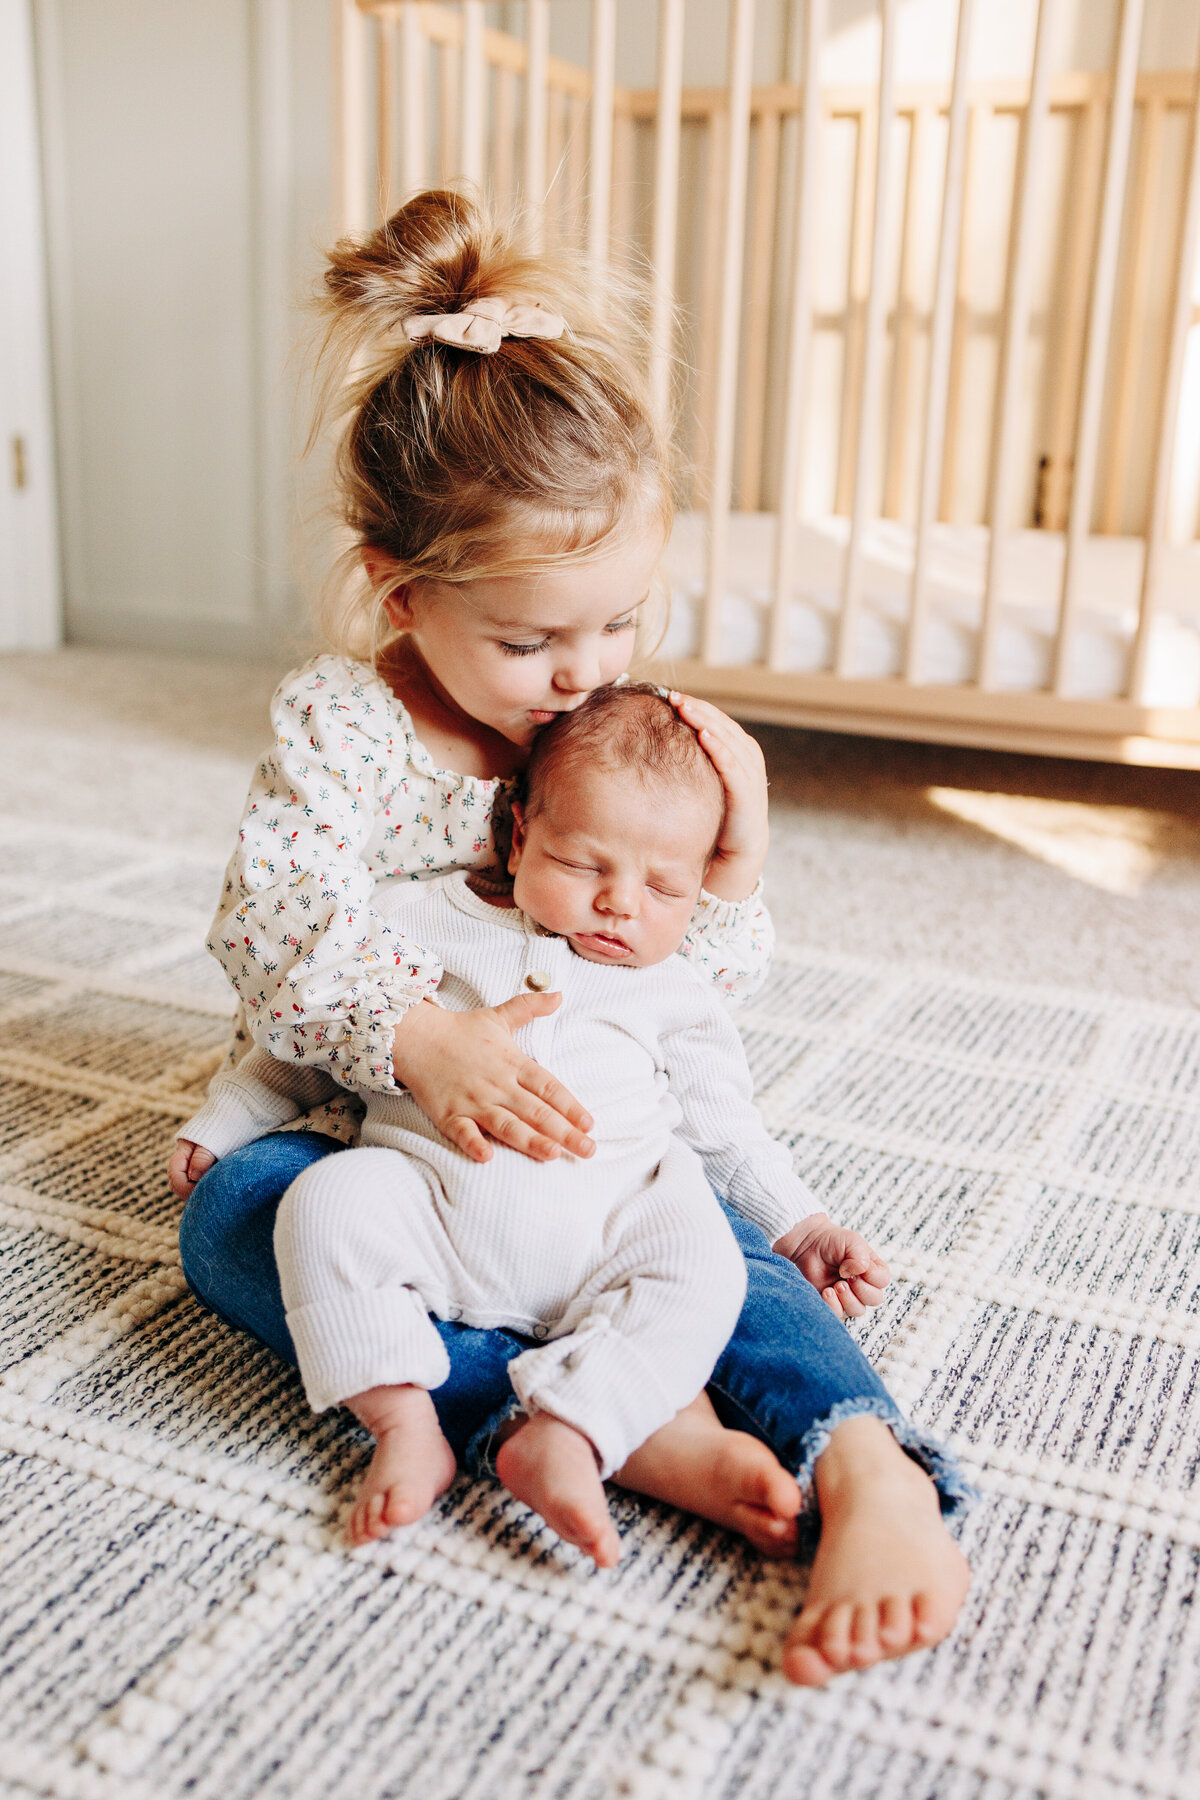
[3,648,1200,1800]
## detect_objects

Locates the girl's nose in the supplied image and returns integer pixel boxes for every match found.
[551,649,600,695]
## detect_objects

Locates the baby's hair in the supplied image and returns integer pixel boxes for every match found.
[519,684,725,860]
[311,187,677,662]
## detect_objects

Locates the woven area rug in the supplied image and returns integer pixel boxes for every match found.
[3,813,1200,1800]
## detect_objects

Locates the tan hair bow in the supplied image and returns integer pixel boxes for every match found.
[401,294,565,354]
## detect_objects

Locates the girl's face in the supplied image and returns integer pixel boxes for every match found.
[376,526,664,748]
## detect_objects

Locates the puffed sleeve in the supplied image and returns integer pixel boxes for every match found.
[677,880,774,1004]
[206,657,443,1095]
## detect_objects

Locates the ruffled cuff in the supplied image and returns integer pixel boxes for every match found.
[259,972,440,1099]
[692,876,765,936]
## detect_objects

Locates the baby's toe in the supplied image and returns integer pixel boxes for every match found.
[877,1593,914,1654]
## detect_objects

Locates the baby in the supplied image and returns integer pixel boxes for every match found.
[179,688,888,1565]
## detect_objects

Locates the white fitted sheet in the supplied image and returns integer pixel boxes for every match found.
[662,513,1200,707]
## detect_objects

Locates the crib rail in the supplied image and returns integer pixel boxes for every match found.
[336,1,1200,767]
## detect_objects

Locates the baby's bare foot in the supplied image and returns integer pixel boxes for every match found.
[495,1413,622,1568]
[614,1393,801,1557]
[783,1415,970,1687]
[345,1384,458,1547]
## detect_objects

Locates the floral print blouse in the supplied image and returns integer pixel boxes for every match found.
[208,655,774,1102]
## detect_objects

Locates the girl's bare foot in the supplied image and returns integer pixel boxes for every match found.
[783,1414,970,1687]
[495,1412,622,1568]
[613,1394,802,1557]
[345,1383,458,1547]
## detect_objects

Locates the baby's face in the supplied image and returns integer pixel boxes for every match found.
[509,763,715,967]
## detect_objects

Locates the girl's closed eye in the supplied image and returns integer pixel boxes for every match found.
[499,638,549,658]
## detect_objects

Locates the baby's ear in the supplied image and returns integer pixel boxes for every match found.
[507,801,526,874]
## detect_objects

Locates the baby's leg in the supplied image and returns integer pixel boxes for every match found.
[503,1147,748,1560]
[344,1383,458,1546]
[277,1147,461,1542]
[495,1413,621,1568]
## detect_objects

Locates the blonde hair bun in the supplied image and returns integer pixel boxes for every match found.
[311,188,676,663]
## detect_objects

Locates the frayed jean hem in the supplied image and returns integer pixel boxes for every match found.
[790,1396,978,1552]
[463,1395,526,1479]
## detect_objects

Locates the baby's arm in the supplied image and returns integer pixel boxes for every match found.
[663,990,889,1318]
[666,693,774,1003]
[169,1051,339,1199]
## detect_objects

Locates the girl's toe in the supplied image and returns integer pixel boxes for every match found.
[877,1593,913,1653]
[782,1642,835,1688]
[848,1602,884,1668]
[912,1590,945,1645]
[817,1600,856,1672]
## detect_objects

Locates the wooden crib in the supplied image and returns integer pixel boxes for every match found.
[334,0,1200,767]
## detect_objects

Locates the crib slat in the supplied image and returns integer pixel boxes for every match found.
[587,0,616,267]
[834,99,878,517]
[738,105,782,510]
[494,65,517,212]
[334,0,370,233]
[769,0,826,674]
[377,14,397,216]
[1100,94,1164,535]
[1053,0,1145,696]
[439,36,460,183]
[978,0,1059,690]
[650,0,686,430]
[907,0,977,682]
[882,103,924,524]
[525,0,551,249]
[1129,69,1200,704]
[702,0,756,666]
[459,1,487,188]
[835,0,899,678]
[1042,96,1105,531]
[937,101,981,524]
[399,1,427,196]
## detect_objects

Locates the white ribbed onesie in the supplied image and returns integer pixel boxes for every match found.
[182,873,817,1476]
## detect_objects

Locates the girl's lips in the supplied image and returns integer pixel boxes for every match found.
[529,709,560,723]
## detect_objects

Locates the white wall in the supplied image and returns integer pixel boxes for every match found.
[33,1,1200,659]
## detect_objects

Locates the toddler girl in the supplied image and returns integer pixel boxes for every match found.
[174,188,971,1687]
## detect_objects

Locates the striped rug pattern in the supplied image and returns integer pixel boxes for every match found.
[2,816,1199,1800]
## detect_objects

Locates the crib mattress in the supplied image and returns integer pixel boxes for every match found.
[661,513,1200,709]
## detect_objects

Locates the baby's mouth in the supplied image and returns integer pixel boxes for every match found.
[574,930,632,958]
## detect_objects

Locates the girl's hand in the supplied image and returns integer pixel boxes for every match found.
[169,1139,216,1200]
[772,1213,890,1320]
[666,692,768,901]
[392,996,596,1164]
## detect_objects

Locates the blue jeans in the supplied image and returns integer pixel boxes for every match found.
[179,1133,970,1519]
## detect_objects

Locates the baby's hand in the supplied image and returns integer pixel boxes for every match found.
[169,1138,216,1200]
[667,692,768,902]
[772,1213,890,1320]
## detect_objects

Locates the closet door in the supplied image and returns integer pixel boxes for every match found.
[0,0,61,651]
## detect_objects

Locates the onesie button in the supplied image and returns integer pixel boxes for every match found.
[525,970,551,992]
[533,1324,550,1340]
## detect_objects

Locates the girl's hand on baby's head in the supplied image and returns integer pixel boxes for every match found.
[666,694,769,902]
[392,997,596,1164]
[772,1213,890,1321]
[169,1139,216,1201]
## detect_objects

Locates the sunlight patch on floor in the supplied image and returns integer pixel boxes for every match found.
[925,787,1167,895]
